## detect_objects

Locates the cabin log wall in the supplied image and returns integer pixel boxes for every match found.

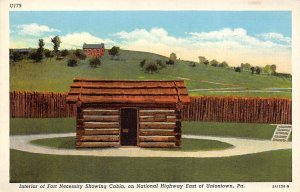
[76,106,120,148]
[138,109,181,148]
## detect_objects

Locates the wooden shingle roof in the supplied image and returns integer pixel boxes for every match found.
[66,78,190,105]
[82,43,104,49]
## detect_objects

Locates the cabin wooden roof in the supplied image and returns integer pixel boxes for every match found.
[66,78,190,105]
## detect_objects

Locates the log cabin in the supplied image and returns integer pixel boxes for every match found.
[82,43,105,58]
[66,78,190,148]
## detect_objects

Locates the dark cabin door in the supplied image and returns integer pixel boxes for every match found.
[121,108,137,146]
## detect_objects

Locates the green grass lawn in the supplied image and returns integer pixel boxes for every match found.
[183,121,278,140]
[30,137,234,151]
[10,118,292,182]
[30,136,75,149]
[10,49,291,98]
[10,149,291,182]
[10,118,75,135]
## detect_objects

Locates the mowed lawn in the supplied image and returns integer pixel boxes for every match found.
[10,50,291,98]
[10,118,292,182]
[10,149,291,182]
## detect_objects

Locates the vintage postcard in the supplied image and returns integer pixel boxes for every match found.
[0,0,300,191]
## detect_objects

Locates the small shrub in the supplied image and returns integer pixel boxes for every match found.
[166,59,175,65]
[273,72,292,78]
[144,62,158,73]
[219,61,229,68]
[29,51,37,60]
[234,67,241,72]
[61,49,70,57]
[203,60,209,66]
[210,59,219,67]
[156,59,165,69]
[108,46,120,56]
[189,62,196,67]
[45,50,54,59]
[89,57,101,68]
[10,51,23,62]
[67,55,79,67]
[74,49,87,60]
[29,50,43,62]
[140,59,146,68]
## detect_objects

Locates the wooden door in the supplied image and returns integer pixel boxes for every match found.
[121,108,137,146]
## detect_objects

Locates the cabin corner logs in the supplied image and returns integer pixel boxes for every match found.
[66,79,190,148]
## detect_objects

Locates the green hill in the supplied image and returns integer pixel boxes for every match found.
[10,49,292,98]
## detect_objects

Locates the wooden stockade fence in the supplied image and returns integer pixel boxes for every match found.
[10,91,292,124]
[10,91,76,118]
[181,96,291,124]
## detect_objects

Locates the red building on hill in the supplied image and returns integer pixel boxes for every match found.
[82,43,105,58]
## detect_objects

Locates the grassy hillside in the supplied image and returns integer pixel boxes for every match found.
[10,49,292,98]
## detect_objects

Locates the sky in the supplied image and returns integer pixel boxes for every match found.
[10,11,291,72]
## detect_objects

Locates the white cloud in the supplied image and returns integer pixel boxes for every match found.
[257,32,291,44]
[10,32,114,50]
[16,23,60,36]
[112,27,291,73]
[44,32,115,49]
[10,27,292,73]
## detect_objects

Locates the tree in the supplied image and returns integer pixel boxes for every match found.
[270,64,277,75]
[108,46,120,60]
[210,59,219,67]
[51,36,61,54]
[34,39,45,62]
[263,65,272,75]
[89,57,101,68]
[198,56,206,64]
[240,63,251,71]
[250,67,255,75]
[219,61,229,68]
[255,66,261,75]
[170,52,177,61]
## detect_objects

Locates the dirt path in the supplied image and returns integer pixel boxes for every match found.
[10,133,291,158]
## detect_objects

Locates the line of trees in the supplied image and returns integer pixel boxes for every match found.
[198,56,228,68]
[197,55,291,77]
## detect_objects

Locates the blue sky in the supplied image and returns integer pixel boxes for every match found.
[10,11,291,38]
[10,11,291,72]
